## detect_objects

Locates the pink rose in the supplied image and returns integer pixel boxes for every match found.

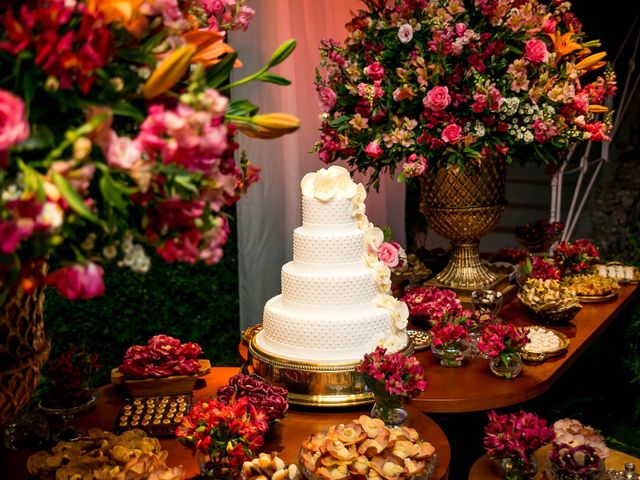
[0,89,29,153]
[364,62,385,80]
[378,242,400,268]
[455,23,467,36]
[364,140,383,159]
[46,262,105,300]
[441,124,463,143]
[423,86,451,111]
[524,39,549,63]
[317,87,337,113]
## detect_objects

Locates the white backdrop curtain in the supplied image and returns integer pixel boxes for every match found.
[231,0,407,330]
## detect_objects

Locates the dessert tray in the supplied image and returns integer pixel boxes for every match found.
[594,262,640,284]
[111,359,211,397]
[114,394,192,437]
[562,274,621,304]
[298,415,437,480]
[407,329,432,351]
[521,326,570,362]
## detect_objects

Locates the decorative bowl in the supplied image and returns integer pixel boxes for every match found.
[528,304,582,325]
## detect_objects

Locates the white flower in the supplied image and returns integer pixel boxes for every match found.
[376,294,409,331]
[383,333,405,352]
[356,214,372,231]
[365,226,384,252]
[374,263,391,293]
[37,202,64,229]
[301,166,358,202]
[369,331,388,351]
[102,245,118,260]
[365,253,379,268]
[398,24,414,44]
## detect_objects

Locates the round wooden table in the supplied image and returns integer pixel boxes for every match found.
[469,445,640,479]
[1,367,450,480]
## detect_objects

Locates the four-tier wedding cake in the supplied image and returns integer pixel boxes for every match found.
[253,166,408,364]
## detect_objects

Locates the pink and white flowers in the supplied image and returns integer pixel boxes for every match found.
[357,347,427,399]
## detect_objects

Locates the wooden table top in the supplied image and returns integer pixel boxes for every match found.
[238,285,638,414]
[410,284,638,413]
[1,367,450,480]
[469,444,640,479]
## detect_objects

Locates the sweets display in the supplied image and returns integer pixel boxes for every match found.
[595,263,639,283]
[255,167,408,362]
[115,394,191,437]
[562,274,620,298]
[242,452,302,480]
[27,428,184,480]
[518,278,581,312]
[524,327,562,353]
[299,415,437,480]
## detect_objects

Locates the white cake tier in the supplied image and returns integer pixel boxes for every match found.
[302,195,355,226]
[281,262,376,306]
[260,295,396,362]
[293,225,365,265]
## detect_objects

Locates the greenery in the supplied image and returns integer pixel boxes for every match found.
[42,213,241,388]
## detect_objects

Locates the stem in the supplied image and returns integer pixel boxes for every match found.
[219,66,268,92]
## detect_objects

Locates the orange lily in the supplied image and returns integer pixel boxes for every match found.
[87,0,147,38]
[549,28,583,59]
[575,52,607,71]
[183,30,242,68]
[142,44,196,99]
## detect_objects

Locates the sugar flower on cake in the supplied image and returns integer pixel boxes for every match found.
[374,262,392,293]
[300,165,358,202]
[369,331,407,354]
[376,294,409,331]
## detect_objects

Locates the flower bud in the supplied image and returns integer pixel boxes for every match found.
[73,137,92,160]
[142,44,196,99]
[44,76,59,92]
[236,113,300,139]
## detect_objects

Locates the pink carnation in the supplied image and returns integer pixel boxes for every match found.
[0,89,29,154]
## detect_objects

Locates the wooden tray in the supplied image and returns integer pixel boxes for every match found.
[111,359,211,397]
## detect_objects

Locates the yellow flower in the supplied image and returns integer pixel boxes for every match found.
[549,29,583,59]
[141,44,196,99]
[575,52,607,71]
[235,113,300,139]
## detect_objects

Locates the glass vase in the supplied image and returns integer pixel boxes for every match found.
[489,352,523,379]
[370,394,409,427]
[497,452,538,480]
[431,343,464,367]
[198,452,240,480]
[546,457,607,480]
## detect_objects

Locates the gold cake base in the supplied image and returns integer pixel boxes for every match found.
[425,272,515,308]
[245,332,414,408]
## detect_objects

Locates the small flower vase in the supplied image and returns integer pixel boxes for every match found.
[370,394,409,427]
[497,452,538,480]
[431,343,464,367]
[198,452,238,480]
[489,352,523,379]
[546,456,607,480]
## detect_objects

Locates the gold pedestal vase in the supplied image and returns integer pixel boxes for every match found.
[0,279,51,426]
[419,157,510,300]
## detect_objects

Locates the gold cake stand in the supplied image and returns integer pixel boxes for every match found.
[245,330,414,408]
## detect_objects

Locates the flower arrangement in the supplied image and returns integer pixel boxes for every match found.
[176,396,269,476]
[478,323,529,359]
[430,313,469,348]
[0,0,299,303]
[119,335,202,379]
[518,255,561,282]
[216,373,288,423]
[514,219,565,248]
[400,286,469,323]
[356,347,427,399]
[490,247,529,265]
[554,239,600,276]
[314,0,615,188]
[366,226,407,269]
[552,418,609,458]
[43,346,100,407]
[484,410,555,467]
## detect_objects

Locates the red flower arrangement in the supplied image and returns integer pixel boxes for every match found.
[119,335,202,379]
[216,373,288,423]
[484,410,555,466]
[478,324,529,359]
[400,286,470,324]
[514,220,564,247]
[519,256,561,281]
[430,314,469,348]
[176,395,269,474]
[43,346,100,407]
[547,444,604,477]
[356,347,427,399]
[554,239,600,275]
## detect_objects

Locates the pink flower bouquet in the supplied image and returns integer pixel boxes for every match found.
[314,0,615,188]
[400,286,469,324]
[216,373,288,423]
[356,347,427,399]
[478,324,529,359]
[430,314,469,348]
[554,239,600,276]
[119,335,202,379]
[0,1,299,302]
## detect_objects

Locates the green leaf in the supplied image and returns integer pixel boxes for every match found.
[175,175,199,195]
[111,101,145,122]
[266,39,297,69]
[99,174,129,215]
[117,48,156,65]
[17,159,45,201]
[226,99,259,117]
[205,52,238,88]
[22,68,39,110]
[52,172,103,225]
[257,73,291,86]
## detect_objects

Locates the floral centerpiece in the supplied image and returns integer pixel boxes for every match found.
[546,418,609,479]
[554,240,600,276]
[119,335,202,379]
[484,410,555,480]
[0,0,299,302]
[514,220,565,252]
[518,256,561,282]
[42,346,100,408]
[478,324,529,379]
[314,0,615,187]
[216,373,288,423]
[356,346,427,426]
[176,396,269,479]
[400,286,469,324]
[430,313,469,367]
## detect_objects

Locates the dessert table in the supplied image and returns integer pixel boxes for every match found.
[469,444,640,479]
[238,285,638,414]
[1,367,451,480]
